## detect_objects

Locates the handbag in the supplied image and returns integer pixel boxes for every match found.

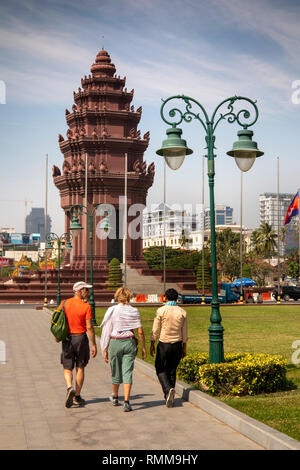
[50,300,69,342]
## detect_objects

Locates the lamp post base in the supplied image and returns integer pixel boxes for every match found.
[208,323,224,364]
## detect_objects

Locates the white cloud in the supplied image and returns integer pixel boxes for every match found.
[0,22,92,66]
[0,1,297,113]
[211,0,300,62]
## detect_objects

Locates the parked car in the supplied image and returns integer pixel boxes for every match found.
[272,285,300,301]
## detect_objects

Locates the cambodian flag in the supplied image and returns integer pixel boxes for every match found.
[284,192,299,225]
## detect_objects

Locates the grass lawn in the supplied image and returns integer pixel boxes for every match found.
[95,304,300,442]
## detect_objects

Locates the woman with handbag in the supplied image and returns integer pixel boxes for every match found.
[100,287,146,412]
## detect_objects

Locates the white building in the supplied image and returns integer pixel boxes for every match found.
[4,250,39,262]
[143,204,250,252]
[259,192,298,255]
[0,227,15,233]
[143,203,199,240]
[259,193,294,228]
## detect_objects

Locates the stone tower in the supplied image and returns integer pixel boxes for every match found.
[53,49,155,270]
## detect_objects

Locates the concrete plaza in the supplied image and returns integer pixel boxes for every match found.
[0,306,299,451]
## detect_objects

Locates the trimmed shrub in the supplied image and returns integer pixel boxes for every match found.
[177,352,292,396]
[108,258,123,290]
[196,258,211,291]
[177,353,209,383]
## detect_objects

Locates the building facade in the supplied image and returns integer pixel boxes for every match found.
[259,193,294,228]
[143,203,242,251]
[143,204,198,241]
[204,205,233,229]
[259,192,298,255]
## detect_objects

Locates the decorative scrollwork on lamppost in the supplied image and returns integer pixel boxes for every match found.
[45,231,73,307]
[156,95,263,364]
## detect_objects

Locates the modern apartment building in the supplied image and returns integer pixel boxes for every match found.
[259,192,299,255]
[259,193,294,228]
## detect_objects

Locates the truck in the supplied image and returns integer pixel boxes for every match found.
[178,282,243,304]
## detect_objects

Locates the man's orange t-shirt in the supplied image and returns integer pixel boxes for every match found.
[58,297,92,334]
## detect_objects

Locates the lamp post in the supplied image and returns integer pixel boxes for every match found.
[69,204,111,326]
[156,95,263,363]
[45,232,73,307]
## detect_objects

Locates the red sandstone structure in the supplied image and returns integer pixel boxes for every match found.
[0,49,156,303]
[53,49,155,270]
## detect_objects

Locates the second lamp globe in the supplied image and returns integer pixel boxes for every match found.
[227,129,264,172]
[156,127,193,170]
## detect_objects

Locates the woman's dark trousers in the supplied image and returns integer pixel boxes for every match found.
[155,341,183,399]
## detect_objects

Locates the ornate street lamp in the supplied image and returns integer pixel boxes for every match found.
[156,95,263,363]
[69,204,112,326]
[45,232,73,307]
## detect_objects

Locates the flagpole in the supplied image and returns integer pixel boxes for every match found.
[85,153,88,283]
[201,154,205,304]
[277,157,280,303]
[163,159,166,296]
[123,153,127,286]
[283,189,300,282]
[44,154,48,307]
[298,187,300,282]
[239,170,243,304]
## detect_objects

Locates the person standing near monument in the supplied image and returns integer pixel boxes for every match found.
[150,288,188,408]
[57,281,97,408]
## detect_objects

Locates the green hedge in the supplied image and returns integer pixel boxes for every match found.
[107,258,123,290]
[177,352,292,396]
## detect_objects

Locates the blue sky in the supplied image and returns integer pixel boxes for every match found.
[0,0,300,235]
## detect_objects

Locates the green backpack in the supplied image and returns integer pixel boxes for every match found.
[50,300,69,342]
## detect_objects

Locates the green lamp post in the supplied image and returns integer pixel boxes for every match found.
[156,95,263,363]
[45,232,73,307]
[69,204,112,326]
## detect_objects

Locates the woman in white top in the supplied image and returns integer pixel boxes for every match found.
[100,287,146,412]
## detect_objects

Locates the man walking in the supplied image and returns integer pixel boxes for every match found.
[57,281,97,408]
[150,288,187,408]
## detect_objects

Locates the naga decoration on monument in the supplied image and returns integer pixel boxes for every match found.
[53,49,155,270]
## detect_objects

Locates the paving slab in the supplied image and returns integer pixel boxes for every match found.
[0,307,273,451]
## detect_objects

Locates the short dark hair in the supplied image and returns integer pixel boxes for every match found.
[165,288,178,301]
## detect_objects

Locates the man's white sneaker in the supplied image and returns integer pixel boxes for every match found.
[166,388,175,408]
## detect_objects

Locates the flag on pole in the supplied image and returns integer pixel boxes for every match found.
[284,192,299,225]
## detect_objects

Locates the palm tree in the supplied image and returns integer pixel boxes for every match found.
[255,223,277,259]
[250,229,261,256]
[178,228,192,250]
[207,228,240,280]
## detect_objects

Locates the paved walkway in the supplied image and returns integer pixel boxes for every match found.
[0,307,264,450]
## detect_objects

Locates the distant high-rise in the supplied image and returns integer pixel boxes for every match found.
[259,193,294,228]
[204,205,233,229]
[25,208,51,241]
[259,192,298,255]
